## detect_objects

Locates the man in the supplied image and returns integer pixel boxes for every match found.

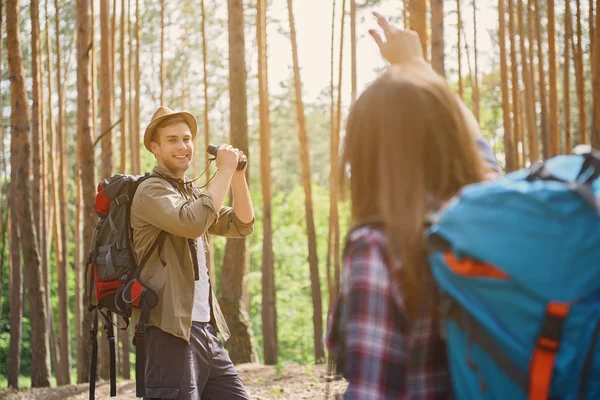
[130,106,254,400]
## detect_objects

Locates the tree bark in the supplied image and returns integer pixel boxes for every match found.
[563,0,573,153]
[133,0,141,174]
[27,0,52,387]
[593,0,600,149]
[0,0,4,323]
[91,0,98,152]
[7,6,23,389]
[591,0,596,71]
[256,0,277,366]
[326,0,336,307]
[220,0,258,365]
[8,0,51,387]
[8,209,21,389]
[31,0,43,254]
[100,0,114,179]
[119,0,127,173]
[574,0,588,145]
[409,0,428,61]
[44,0,60,377]
[472,0,480,121]
[508,0,522,167]
[526,0,539,162]
[431,0,444,77]
[77,0,97,383]
[350,0,357,103]
[160,0,165,105]
[518,0,534,162]
[547,0,559,157]
[499,0,514,171]
[54,0,72,384]
[534,0,549,159]
[457,0,464,100]
[333,0,345,299]
[287,0,325,363]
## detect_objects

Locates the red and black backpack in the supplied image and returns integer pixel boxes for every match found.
[85,173,167,399]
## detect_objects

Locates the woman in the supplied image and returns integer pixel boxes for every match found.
[326,14,486,399]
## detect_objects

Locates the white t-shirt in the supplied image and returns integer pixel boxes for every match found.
[191,236,211,323]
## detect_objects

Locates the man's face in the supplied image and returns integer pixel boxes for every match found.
[150,122,194,177]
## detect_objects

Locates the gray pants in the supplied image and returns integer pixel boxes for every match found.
[144,322,250,400]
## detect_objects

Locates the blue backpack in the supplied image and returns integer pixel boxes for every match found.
[428,150,600,400]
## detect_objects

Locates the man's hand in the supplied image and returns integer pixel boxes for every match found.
[216,143,240,172]
[235,151,248,175]
[369,12,426,67]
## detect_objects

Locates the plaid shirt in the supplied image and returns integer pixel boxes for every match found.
[326,226,451,400]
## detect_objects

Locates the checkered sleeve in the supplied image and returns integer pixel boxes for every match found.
[342,233,410,400]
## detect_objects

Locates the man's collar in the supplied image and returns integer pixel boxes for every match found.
[152,165,189,183]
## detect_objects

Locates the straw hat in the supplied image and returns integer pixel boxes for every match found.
[143,106,198,151]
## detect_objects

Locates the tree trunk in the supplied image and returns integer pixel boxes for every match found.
[472,0,480,121]
[100,0,115,378]
[591,0,595,71]
[200,0,215,283]
[564,0,573,153]
[220,0,258,365]
[8,0,50,387]
[0,0,4,323]
[256,0,277,366]
[508,0,522,167]
[31,0,43,255]
[327,0,336,307]
[333,0,345,299]
[27,0,52,387]
[8,209,21,389]
[77,0,97,383]
[160,0,165,105]
[7,7,23,390]
[593,0,600,149]
[111,0,116,96]
[121,0,132,379]
[128,0,135,178]
[526,0,539,162]
[100,0,114,179]
[201,0,210,181]
[457,0,464,99]
[518,0,534,163]
[133,0,141,175]
[350,0,357,103]
[431,0,444,77]
[499,0,514,171]
[91,0,98,152]
[547,0,559,157]
[409,0,428,61]
[534,0,549,159]
[54,0,72,385]
[287,0,325,363]
[44,0,60,377]
[574,0,588,145]
[119,0,127,173]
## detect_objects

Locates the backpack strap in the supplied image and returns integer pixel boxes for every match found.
[445,301,528,393]
[529,302,570,400]
[89,308,99,400]
[106,311,117,397]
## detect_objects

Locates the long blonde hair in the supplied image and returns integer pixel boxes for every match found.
[341,66,485,317]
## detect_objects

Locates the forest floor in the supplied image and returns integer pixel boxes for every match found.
[0,364,347,400]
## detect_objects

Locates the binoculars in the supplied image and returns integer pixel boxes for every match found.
[207,144,247,171]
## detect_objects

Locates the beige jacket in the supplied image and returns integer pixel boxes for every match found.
[130,166,254,342]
